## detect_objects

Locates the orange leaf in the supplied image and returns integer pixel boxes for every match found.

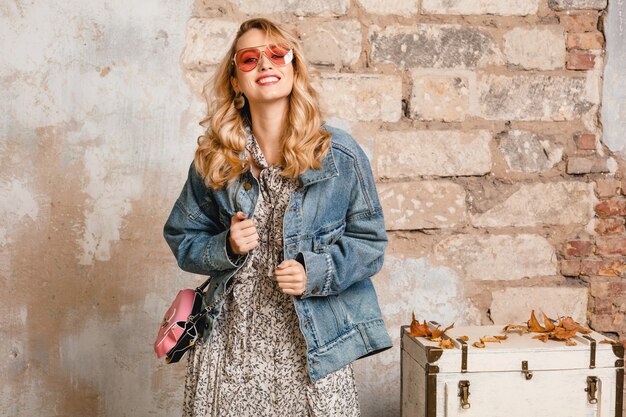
[533,334,549,342]
[541,311,555,332]
[408,313,431,337]
[551,326,577,340]
[528,310,547,333]
[439,339,455,349]
[473,341,486,348]
[502,324,528,334]
[558,316,591,334]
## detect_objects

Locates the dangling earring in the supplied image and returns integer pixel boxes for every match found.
[234,92,246,110]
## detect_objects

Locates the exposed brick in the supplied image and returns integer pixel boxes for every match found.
[503,26,566,70]
[422,0,540,15]
[549,0,607,10]
[376,130,492,178]
[316,74,402,122]
[595,218,626,235]
[560,259,581,276]
[471,182,594,227]
[567,32,604,49]
[299,20,361,67]
[357,0,417,15]
[479,74,595,121]
[497,130,563,173]
[566,52,596,70]
[567,157,609,174]
[574,132,596,150]
[558,13,598,32]
[595,179,621,198]
[565,240,593,256]
[581,259,626,276]
[595,200,626,217]
[409,70,470,121]
[230,0,349,15]
[378,181,467,230]
[622,180,626,196]
[595,237,626,255]
[370,24,502,69]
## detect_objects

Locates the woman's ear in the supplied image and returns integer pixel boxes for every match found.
[231,76,239,94]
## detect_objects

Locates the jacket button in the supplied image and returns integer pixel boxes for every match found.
[312,287,319,294]
[244,182,251,191]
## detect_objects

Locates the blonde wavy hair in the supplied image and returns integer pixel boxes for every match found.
[194,18,331,190]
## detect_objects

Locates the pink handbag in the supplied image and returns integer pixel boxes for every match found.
[154,286,206,363]
[154,276,235,363]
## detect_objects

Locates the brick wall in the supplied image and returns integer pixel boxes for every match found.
[184,1,623,415]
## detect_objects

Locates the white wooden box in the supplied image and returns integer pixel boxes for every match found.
[401,324,624,417]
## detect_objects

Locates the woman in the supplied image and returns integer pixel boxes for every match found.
[164,17,392,416]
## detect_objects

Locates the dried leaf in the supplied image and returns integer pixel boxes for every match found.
[431,322,455,340]
[408,312,431,337]
[502,324,528,334]
[533,334,549,342]
[439,339,455,349]
[459,335,469,342]
[473,341,486,348]
[551,326,577,340]
[565,339,577,346]
[528,310,547,333]
[541,311,556,332]
[558,316,591,334]
[494,335,508,341]
[600,339,617,344]
[480,336,502,343]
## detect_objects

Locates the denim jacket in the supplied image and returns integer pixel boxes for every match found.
[163,125,392,382]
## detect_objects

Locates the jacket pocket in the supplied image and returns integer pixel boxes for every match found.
[312,221,346,253]
[326,294,349,331]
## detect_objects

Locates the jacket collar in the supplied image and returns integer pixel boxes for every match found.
[299,146,338,187]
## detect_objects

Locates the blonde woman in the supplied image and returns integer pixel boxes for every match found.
[164,17,392,416]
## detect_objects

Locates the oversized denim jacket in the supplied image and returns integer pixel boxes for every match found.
[163,125,393,382]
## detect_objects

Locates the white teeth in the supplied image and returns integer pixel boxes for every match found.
[258,76,279,84]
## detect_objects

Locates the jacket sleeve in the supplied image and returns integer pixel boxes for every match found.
[163,163,245,276]
[296,145,388,298]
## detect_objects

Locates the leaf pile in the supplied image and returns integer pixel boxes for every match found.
[408,312,455,349]
[502,310,591,346]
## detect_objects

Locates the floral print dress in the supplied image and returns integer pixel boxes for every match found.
[181,132,361,417]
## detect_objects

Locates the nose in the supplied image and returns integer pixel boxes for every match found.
[257,51,273,71]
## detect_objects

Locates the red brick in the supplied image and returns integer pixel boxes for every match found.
[566,32,604,49]
[567,52,596,70]
[559,13,598,32]
[595,237,626,255]
[595,178,621,198]
[574,132,596,150]
[560,259,581,276]
[565,240,593,256]
[595,200,626,217]
[622,180,626,196]
[595,218,625,235]
[590,313,626,333]
[581,259,626,276]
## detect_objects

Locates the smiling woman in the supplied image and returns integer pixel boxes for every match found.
[163,17,392,417]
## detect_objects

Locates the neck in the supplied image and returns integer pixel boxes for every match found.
[248,99,288,165]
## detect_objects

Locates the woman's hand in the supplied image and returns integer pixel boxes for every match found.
[275,259,307,296]
[228,212,259,255]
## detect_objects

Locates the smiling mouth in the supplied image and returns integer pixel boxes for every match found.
[257,76,280,85]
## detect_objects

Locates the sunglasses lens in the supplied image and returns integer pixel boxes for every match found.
[235,48,261,71]
[266,44,293,65]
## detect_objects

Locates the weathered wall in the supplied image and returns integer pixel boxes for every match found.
[1,0,625,416]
